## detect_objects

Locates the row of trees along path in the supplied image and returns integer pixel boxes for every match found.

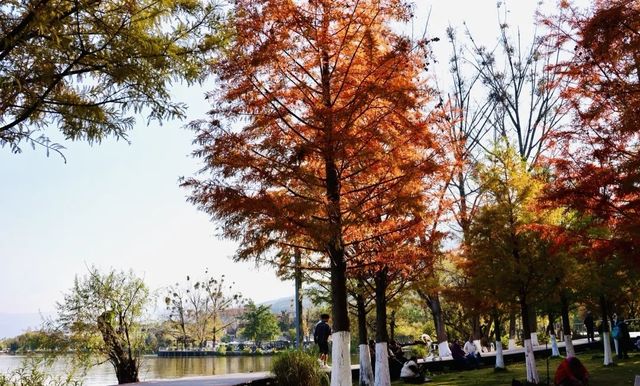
[4,0,640,385]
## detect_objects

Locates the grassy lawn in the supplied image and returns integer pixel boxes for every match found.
[389,350,640,385]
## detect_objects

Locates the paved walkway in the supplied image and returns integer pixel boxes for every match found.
[136,337,594,386]
[138,372,271,386]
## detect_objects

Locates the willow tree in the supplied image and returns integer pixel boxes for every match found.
[182,1,438,385]
[55,268,149,384]
[0,0,223,156]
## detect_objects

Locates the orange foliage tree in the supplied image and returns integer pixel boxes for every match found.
[181,1,440,383]
[547,0,640,265]
[544,0,640,365]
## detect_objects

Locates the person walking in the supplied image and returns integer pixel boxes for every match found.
[615,315,631,359]
[612,313,620,357]
[584,311,595,343]
[314,313,331,367]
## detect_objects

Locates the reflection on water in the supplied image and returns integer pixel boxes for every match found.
[0,354,274,386]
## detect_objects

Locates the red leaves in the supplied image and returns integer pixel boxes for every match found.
[547,0,640,265]
[184,0,444,275]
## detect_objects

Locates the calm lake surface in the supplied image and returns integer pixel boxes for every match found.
[0,354,273,385]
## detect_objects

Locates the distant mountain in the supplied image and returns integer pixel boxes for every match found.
[259,296,313,314]
[0,298,316,339]
[0,313,49,339]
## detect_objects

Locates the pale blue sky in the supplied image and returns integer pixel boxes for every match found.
[0,0,585,334]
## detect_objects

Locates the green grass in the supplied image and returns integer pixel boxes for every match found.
[389,350,640,385]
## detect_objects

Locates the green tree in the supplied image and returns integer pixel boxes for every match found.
[54,268,150,384]
[239,301,279,347]
[0,0,225,155]
[464,145,560,382]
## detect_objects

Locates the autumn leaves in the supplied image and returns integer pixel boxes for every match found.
[183,0,640,384]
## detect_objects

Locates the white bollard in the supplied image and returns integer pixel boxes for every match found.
[530,332,540,346]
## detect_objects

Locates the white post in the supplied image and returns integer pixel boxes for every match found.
[614,338,620,357]
[438,341,452,358]
[374,342,391,386]
[603,331,614,366]
[331,331,352,386]
[550,334,560,357]
[359,344,374,386]
[530,332,540,346]
[495,341,505,369]
[524,339,540,384]
[564,334,575,358]
[508,338,517,350]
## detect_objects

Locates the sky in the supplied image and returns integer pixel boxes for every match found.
[0,0,588,336]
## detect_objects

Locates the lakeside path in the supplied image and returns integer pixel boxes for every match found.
[137,337,594,386]
[137,372,272,386]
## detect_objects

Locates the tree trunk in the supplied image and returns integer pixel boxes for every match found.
[471,314,482,352]
[418,290,451,357]
[114,359,139,384]
[520,294,539,384]
[528,307,539,346]
[357,281,374,386]
[548,314,560,357]
[508,311,517,349]
[494,310,505,369]
[320,18,351,381]
[295,249,303,348]
[389,311,396,342]
[212,314,218,347]
[374,268,391,386]
[329,257,351,385]
[560,292,574,357]
[97,312,139,384]
[600,295,614,365]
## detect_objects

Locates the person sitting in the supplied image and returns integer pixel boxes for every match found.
[388,339,406,362]
[450,339,467,369]
[400,356,430,384]
[387,339,406,380]
[463,336,480,368]
[554,356,589,386]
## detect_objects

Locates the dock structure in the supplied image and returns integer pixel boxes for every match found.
[138,337,597,386]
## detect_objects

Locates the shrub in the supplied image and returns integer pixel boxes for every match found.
[271,350,328,386]
[410,344,427,358]
[0,358,81,386]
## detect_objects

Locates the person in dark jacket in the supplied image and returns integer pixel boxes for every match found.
[615,315,631,359]
[450,340,467,369]
[314,313,331,366]
[584,311,595,343]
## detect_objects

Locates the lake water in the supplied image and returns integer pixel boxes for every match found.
[0,354,273,385]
